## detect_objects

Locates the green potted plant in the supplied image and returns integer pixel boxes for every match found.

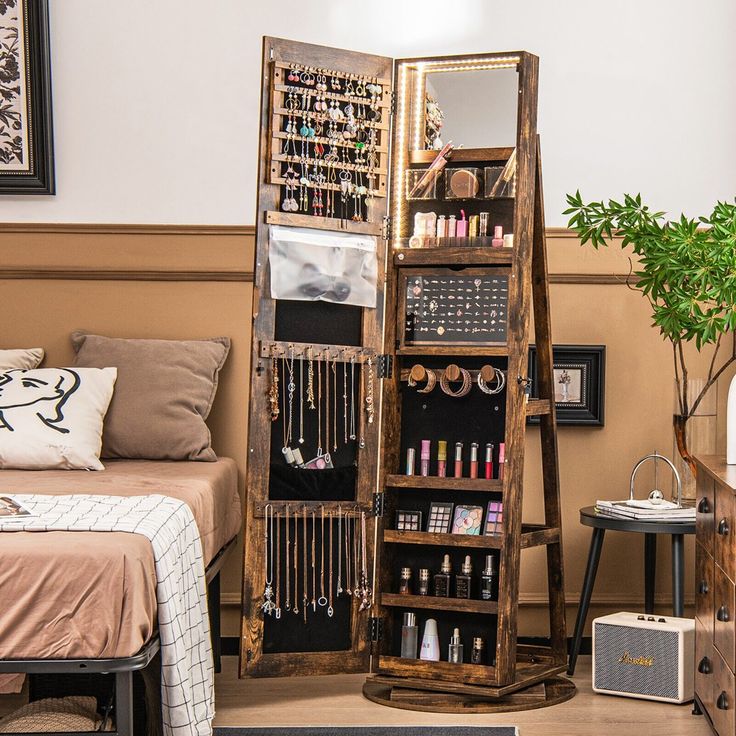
[564,192,736,499]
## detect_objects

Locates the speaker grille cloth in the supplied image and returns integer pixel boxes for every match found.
[594,623,678,699]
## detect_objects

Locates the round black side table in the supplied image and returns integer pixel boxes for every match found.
[567,505,695,676]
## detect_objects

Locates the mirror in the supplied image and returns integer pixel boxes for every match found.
[423,68,519,150]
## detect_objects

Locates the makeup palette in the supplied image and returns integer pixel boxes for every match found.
[395,510,422,531]
[452,504,484,535]
[484,501,503,536]
[427,502,454,533]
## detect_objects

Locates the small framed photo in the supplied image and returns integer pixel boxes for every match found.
[527,345,605,426]
[395,509,422,532]
[484,501,503,536]
[427,502,454,534]
[451,504,484,535]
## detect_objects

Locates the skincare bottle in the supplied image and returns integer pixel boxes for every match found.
[400,612,419,659]
[455,555,473,599]
[418,568,430,596]
[437,440,447,478]
[469,442,479,479]
[479,212,489,237]
[448,628,464,664]
[456,210,468,238]
[485,442,494,480]
[399,567,412,595]
[436,215,447,239]
[447,215,457,237]
[420,618,440,661]
[471,637,484,665]
[454,442,463,478]
[498,443,505,481]
[420,439,431,477]
[406,447,415,476]
[435,554,452,597]
[481,554,498,601]
[492,225,504,248]
[503,233,514,248]
[469,214,479,238]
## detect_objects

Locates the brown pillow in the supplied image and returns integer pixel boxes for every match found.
[71,332,230,461]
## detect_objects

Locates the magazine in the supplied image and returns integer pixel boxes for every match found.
[0,495,36,519]
[596,499,694,521]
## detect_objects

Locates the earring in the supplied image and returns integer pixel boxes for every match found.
[439,364,472,398]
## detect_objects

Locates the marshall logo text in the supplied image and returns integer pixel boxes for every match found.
[618,651,654,667]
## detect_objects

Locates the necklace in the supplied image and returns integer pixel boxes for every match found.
[318,505,327,606]
[275,509,281,618]
[349,357,356,441]
[269,354,280,422]
[359,511,371,611]
[261,504,275,615]
[298,357,305,445]
[332,358,338,453]
[311,509,317,612]
[343,357,348,444]
[306,347,316,410]
[328,510,334,617]
[325,352,330,460]
[336,505,343,595]
[344,508,352,597]
[316,355,323,457]
[353,510,360,597]
[285,504,291,612]
[365,356,375,425]
[303,505,308,621]
[292,507,299,616]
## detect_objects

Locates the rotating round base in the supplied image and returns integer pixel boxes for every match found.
[362,676,576,713]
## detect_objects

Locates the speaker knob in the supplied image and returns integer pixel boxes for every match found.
[719,518,730,536]
[718,692,729,711]
[698,657,712,674]
[718,605,730,623]
[698,497,711,514]
[699,580,709,595]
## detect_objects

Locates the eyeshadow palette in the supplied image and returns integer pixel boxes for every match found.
[395,509,422,532]
[427,502,454,533]
[484,500,503,536]
[452,504,484,535]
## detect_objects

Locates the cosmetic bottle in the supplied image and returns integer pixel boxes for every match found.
[399,567,412,595]
[456,210,468,238]
[471,637,485,665]
[406,447,415,476]
[420,439,431,477]
[400,612,419,659]
[434,554,452,597]
[481,554,498,601]
[454,442,463,478]
[485,443,494,480]
[447,215,457,237]
[455,555,473,599]
[418,568,430,596]
[498,443,505,481]
[503,233,514,248]
[469,442,479,479]
[448,628,464,664]
[479,212,489,237]
[436,215,447,239]
[492,225,504,248]
[469,214,479,238]
[437,440,447,478]
[420,618,440,661]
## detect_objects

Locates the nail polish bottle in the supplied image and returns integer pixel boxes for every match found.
[420,439,431,477]
[420,618,440,661]
[418,568,430,596]
[469,442,479,479]
[434,554,452,597]
[492,225,504,248]
[455,555,473,599]
[471,637,485,664]
[454,442,463,478]
[406,447,415,476]
[436,215,447,239]
[448,628,464,664]
[503,233,514,248]
[399,566,412,595]
[481,554,498,601]
[400,612,419,659]
[437,440,447,478]
[456,210,468,238]
[447,215,457,237]
[485,442,494,480]
[498,443,505,481]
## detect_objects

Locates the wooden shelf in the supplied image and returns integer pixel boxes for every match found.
[265,210,382,236]
[385,475,502,492]
[383,526,560,550]
[394,245,514,267]
[409,147,515,165]
[526,399,551,416]
[381,593,498,615]
[377,656,496,686]
[397,345,509,357]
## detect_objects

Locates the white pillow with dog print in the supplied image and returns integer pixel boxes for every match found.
[0,367,117,470]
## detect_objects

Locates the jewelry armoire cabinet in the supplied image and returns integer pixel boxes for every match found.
[241,36,573,711]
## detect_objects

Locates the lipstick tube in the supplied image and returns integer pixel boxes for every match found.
[454,442,463,478]
[498,443,505,481]
[406,447,416,476]
[437,440,447,478]
[470,442,479,479]
[485,443,494,480]
[420,439,431,477]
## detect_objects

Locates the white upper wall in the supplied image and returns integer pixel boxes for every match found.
[1,0,734,226]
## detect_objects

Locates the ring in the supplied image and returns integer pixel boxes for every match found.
[439,365,472,397]
[318,596,327,607]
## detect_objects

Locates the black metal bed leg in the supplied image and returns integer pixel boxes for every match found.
[115,670,133,736]
[208,571,222,673]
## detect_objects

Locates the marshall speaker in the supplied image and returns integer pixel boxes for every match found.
[592,612,694,703]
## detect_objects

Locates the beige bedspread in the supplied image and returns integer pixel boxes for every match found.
[0,459,241,660]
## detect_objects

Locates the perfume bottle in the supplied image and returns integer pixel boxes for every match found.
[447,215,457,237]
[435,554,452,597]
[448,628,464,663]
[420,439,431,476]
[420,618,440,661]
[481,554,498,601]
[471,636,484,664]
[436,215,447,239]
[400,612,419,659]
[418,568,430,596]
[399,567,412,595]
[455,555,472,599]
[437,440,447,478]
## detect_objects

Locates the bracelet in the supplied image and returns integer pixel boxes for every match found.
[439,365,472,397]
[408,364,437,394]
[477,367,506,395]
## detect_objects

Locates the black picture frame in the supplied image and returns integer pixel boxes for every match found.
[0,0,54,194]
[528,345,605,426]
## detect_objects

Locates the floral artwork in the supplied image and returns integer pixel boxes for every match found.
[0,0,29,171]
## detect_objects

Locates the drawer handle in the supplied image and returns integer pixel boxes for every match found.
[719,518,730,536]
[698,656,712,674]
[699,498,712,514]
[699,580,710,595]
[718,692,729,711]
[718,605,730,623]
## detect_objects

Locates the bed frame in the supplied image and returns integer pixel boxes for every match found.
[0,536,237,736]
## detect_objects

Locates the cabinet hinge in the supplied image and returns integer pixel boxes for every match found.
[389,89,396,115]
[372,492,385,517]
[377,353,393,379]
[370,616,383,642]
[381,215,392,241]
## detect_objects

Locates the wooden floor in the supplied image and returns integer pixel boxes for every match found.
[0,656,712,735]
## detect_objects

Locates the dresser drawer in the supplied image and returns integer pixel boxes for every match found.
[715,563,736,673]
[698,474,716,557]
[696,624,715,721]
[714,649,736,736]
[716,484,736,583]
[698,543,716,638]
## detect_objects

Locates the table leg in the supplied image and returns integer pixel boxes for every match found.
[644,533,657,614]
[568,527,605,676]
[672,534,685,617]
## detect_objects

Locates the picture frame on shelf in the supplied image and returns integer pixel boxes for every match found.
[528,344,605,426]
[0,0,54,194]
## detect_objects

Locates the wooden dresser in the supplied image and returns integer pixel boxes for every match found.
[695,456,736,735]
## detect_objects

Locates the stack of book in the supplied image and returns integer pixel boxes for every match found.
[596,498,695,522]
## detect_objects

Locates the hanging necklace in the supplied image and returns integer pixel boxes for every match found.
[269,353,280,422]
[325,352,331,461]
[343,356,348,444]
[349,356,356,441]
[261,504,275,615]
[353,509,360,597]
[306,347,316,410]
[274,509,282,618]
[302,505,308,621]
[365,356,375,425]
[328,510,334,617]
[318,505,327,607]
[311,509,317,612]
[336,505,343,595]
[344,508,352,597]
[316,355,323,457]
[298,356,305,445]
[292,508,299,616]
[332,357,338,453]
[285,504,291,612]
[359,511,371,611]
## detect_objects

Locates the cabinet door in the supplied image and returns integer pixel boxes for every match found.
[717,483,736,584]
[715,563,736,674]
[698,474,716,557]
[696,624,715,722]
[697,542,715,639]
[714,649,736,736]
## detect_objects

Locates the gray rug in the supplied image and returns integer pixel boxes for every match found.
[214,728,518,736]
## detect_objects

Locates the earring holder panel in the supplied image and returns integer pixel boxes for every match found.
[260,339,376,362]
